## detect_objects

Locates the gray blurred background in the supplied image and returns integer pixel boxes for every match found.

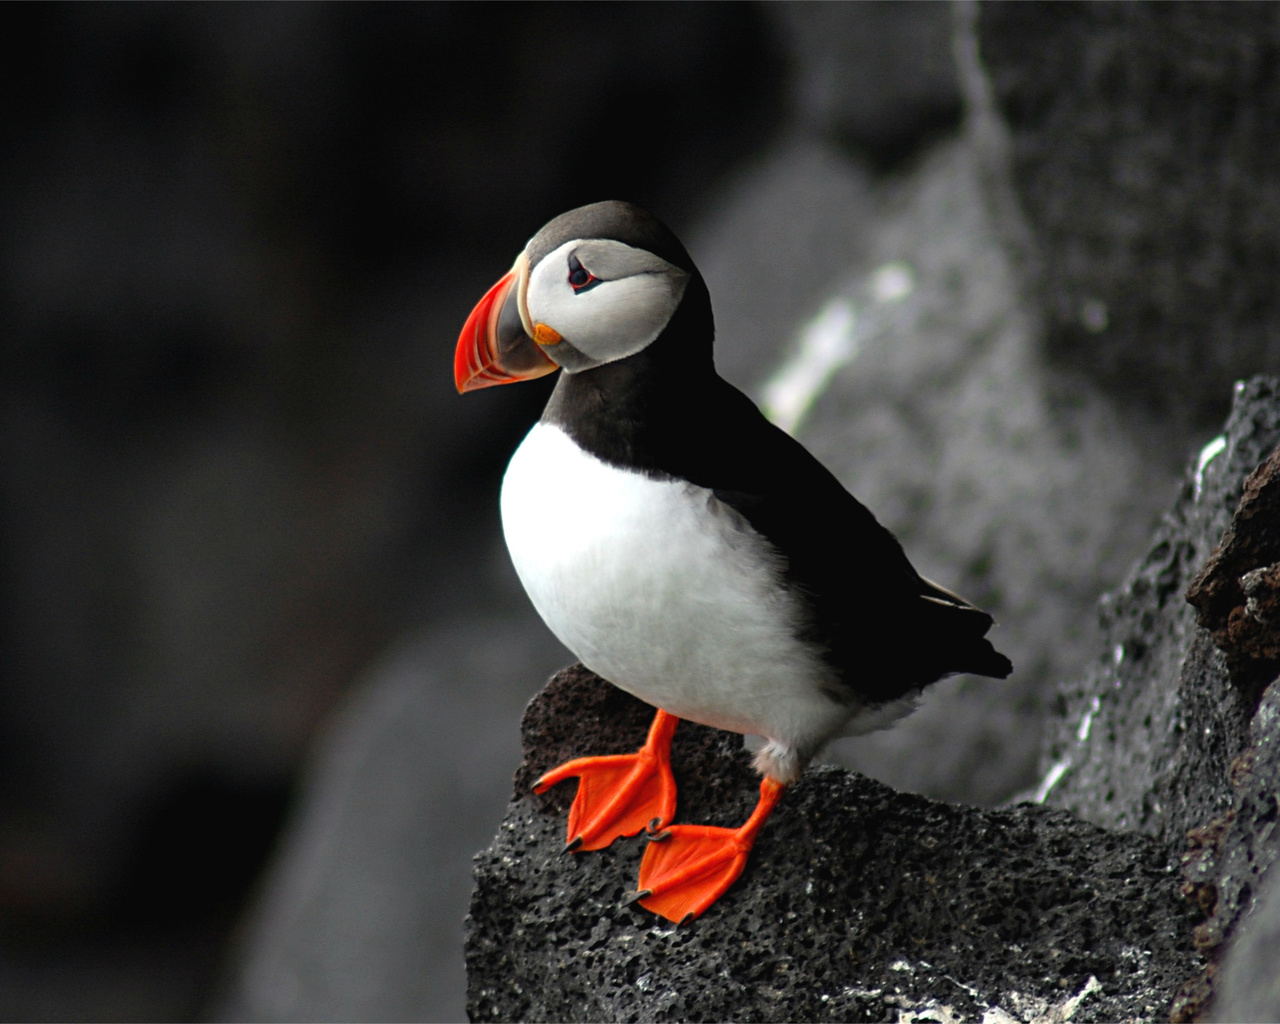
[3,2,1277,1020]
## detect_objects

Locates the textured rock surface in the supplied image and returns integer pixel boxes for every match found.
[763,1,961,164]
[1187,443,1280,691]
[1040,378,1280,846]
[977,2,1280,426]
[1213,853,1280,1023]
[1035,377,1280,1020]
[1178,678,1280,1019]
[466,668,1200,1024]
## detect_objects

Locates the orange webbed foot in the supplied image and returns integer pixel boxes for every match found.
[534,708,679,852]
[632,776,786,923]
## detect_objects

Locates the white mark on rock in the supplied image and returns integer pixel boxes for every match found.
[898,1001,960,1024]
[870,261,915,304]
[1032,759,1071,804]
[941,973,981,999]
[1056,975,1103,1021]
[1113,643,1125,667]
[1077,696,1101,744]
[762,297,857,435]
[992,974,1103,1023]
[1194,434,1227,501]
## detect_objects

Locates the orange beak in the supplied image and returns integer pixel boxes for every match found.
[454,257,559,393]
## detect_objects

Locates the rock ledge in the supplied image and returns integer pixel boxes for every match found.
[466,667,1199,1023]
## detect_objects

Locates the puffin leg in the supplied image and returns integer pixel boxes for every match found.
[533,708,679,852]
[632,776,786,923]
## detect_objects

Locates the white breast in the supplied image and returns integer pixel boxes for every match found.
[500,422,848,752]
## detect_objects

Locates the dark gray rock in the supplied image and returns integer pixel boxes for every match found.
[1180,677,1280,1021]
[1033,377,1280,1020]
[1041,378,1280,848]
[213,615,569,1023]
[1213,852,1280,1024]
[976,2,1280,428]
[763,1,961,166]
[1187,443,1280,693]
[693,136,875,397]
[466,667,1201,1024]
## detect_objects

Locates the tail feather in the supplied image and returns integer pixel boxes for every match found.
[958,638,1013,679]
[916,578,1012,680]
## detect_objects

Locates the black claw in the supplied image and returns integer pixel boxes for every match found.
[679,912,695,926]
[622,888,653,907]
[645,818,672,841]
[564,836,584,853]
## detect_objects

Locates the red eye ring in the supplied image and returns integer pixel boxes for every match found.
[568,253,601,293]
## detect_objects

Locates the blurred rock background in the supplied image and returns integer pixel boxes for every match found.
[3,3,1279,1021]
[0,4,782,1018]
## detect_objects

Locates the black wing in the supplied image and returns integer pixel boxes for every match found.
[665,378,1012,703]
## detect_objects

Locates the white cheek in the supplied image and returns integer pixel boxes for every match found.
[563,275,684,362]
[527,267,685,366]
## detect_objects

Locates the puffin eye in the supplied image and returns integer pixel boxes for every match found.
[567,254,601,293]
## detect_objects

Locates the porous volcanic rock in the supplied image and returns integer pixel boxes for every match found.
[1177,677,1280,1022]
[1036,377,1280,1020]
[1040,377,1280,847]
[1187,443,1280,692]
[466,668,1200,1023]
[1213,851,1280,1023]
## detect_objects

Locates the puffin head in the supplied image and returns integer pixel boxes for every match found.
[454,201,698,392]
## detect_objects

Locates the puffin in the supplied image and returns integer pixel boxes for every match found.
[454,200,1012,924]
